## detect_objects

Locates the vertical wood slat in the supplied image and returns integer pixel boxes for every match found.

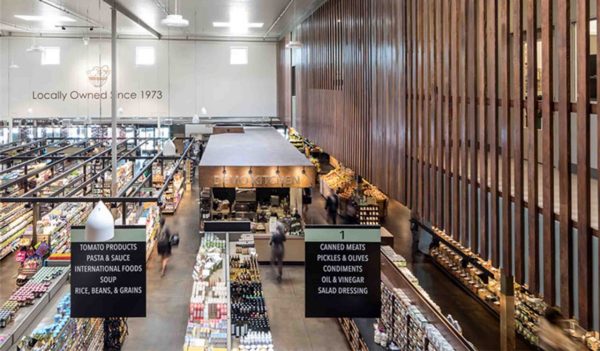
[428,0,436,227]
[409,0,416,211]
[477,0,487,259]
[416,0,425,218]
[443,0,451,235]
[280,0,597,327]
[399,0,407,205]
[467,0,478,253]
[498,0,511,274]
[576,0,592,329]
[541,0,555,305]
[419,0,430,218]
[487,0,499,266]
[436,0,444,230]
[526,0,539,294]
[459,0,468,246]
[512,0,525,284]
[451,0,460,241]
[556,0,572,316]
[417,0,424,219]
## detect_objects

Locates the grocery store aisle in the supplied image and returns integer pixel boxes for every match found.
[124,182,200,351]
[0,252,20,302]
[260,265,351,351]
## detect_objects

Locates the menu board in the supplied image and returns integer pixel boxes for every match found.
[305,225,381,318]
[71,226,146,318]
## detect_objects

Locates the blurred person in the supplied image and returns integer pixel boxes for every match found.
[325,189,340,224]
[538,307,583,351]
[269,221,287,282]
[157,218,173,277]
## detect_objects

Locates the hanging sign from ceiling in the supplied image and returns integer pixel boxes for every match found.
[70,226,146,318]
[305,225,381,318]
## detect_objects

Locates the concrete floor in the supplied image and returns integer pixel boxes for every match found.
[0,252,19,302]
[260,265,350,351]
[124,183,201,351]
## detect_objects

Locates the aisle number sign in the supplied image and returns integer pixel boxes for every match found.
[70,226,146,318]
[305,225,381,318]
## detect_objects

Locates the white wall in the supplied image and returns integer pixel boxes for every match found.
[0,37,277,119]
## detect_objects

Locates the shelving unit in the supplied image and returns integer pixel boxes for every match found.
[425,224,600,350]
[358,204,380,225]
[0,267,69,351]
[0,204,33,260]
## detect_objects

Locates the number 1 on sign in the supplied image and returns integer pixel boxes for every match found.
[340,230,345,240]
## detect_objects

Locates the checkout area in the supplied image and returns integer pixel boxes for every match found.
[198,126,392,263]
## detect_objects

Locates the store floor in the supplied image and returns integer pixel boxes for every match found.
[124,182,201,351]
[260,265,350,351]
[0,252,20,302]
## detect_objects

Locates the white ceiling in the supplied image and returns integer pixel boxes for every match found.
[0,0,325,40]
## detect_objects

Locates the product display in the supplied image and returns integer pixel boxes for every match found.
[320,166,388,221]
[184,233,228,351]
[0,267,68,330]
[430,227,600,350]
[0,203,33,260]
[230,234,273,351]
[164,171,185,213]
[16,294,104,351]
[337,246,474,351]
[35,202,93,255]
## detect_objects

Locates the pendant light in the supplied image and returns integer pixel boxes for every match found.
[8,38,19,68]
[85,201,115,242]
[161,0,189,27]
[285,1,303,49]
[163,139,177,156]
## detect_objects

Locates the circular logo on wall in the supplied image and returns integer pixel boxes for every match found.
[87,65,111,87]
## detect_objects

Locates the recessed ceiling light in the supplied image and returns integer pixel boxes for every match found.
[213,22,263,28]
[212,8,263,33]
[14,15,75,23]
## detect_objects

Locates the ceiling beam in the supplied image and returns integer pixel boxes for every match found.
[38,0,103,28]
[103,0,162,39]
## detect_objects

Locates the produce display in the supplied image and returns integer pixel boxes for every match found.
[0,267,67,329]
[320,166,355,200]
[430,227,600,350]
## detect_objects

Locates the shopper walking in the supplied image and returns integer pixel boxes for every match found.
[157,218,172,277]
[538,307,584,351]
[269,221,287,282]
[325,189,339,225]
[302,187,312,220]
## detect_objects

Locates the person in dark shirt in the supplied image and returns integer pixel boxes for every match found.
[325,189,340,224]
[269,221,287,282]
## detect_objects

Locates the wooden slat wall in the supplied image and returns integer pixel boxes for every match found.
[281,0,599,328]
[276,34,292,126]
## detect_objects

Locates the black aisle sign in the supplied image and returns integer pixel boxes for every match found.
[71,226,146,318]
[305,225,381,318]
